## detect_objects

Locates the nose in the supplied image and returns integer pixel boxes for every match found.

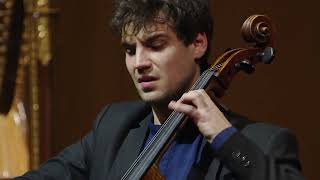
[134,47,152,73]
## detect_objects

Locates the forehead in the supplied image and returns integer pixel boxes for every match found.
[121,23,175,43]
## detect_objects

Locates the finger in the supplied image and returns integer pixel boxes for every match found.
[168,100,200,120]
[190,89,221,110]
[179,89,210,108]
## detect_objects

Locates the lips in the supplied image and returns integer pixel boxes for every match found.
[138,75,157,83]
[137,75,158,90]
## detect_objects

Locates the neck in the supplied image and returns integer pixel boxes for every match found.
[151,104,172,125]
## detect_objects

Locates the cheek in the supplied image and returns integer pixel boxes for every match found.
[125,56,134,75]
[166,50,194,75]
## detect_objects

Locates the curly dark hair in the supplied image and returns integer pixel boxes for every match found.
[110,0,213,72]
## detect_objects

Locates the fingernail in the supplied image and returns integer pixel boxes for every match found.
[168,101,175,108]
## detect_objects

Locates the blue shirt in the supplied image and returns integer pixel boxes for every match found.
[144,117,237,180]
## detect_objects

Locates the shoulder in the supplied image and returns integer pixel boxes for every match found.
[226,111,298,153]
[225,110,287,135]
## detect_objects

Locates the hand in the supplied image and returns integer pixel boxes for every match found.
[168,89,232,143]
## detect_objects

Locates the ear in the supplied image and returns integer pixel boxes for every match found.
[191,32,208,60]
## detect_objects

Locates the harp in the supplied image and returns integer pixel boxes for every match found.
[0,0,55,178]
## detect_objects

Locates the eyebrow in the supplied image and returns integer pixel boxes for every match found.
[142,33,169,45]
[121,41,135,50]
[121,33,169,47]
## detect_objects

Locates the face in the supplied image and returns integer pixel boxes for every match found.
[122,23,206,106]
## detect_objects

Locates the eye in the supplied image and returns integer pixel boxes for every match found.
[125,47,136,56]
[148,40,167,51]
[122,43,136,56]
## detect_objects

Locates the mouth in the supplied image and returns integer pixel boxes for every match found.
[138,75,157,83]
[137,76,158,90]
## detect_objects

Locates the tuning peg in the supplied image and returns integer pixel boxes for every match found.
[234,59,255,74]
[256,47,275,64]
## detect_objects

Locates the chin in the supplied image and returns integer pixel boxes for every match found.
[140,92,162,103]
[139,90,175,107]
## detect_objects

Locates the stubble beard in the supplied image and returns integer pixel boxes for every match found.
[138,77,195,109]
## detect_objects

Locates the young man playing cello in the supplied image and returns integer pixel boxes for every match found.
[16,0,304,179]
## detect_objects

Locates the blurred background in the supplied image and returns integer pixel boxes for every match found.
[0,0,318,179]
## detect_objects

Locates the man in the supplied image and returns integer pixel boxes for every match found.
[16,0,304,179]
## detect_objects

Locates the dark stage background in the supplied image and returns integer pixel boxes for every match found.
[48,1,319,179]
